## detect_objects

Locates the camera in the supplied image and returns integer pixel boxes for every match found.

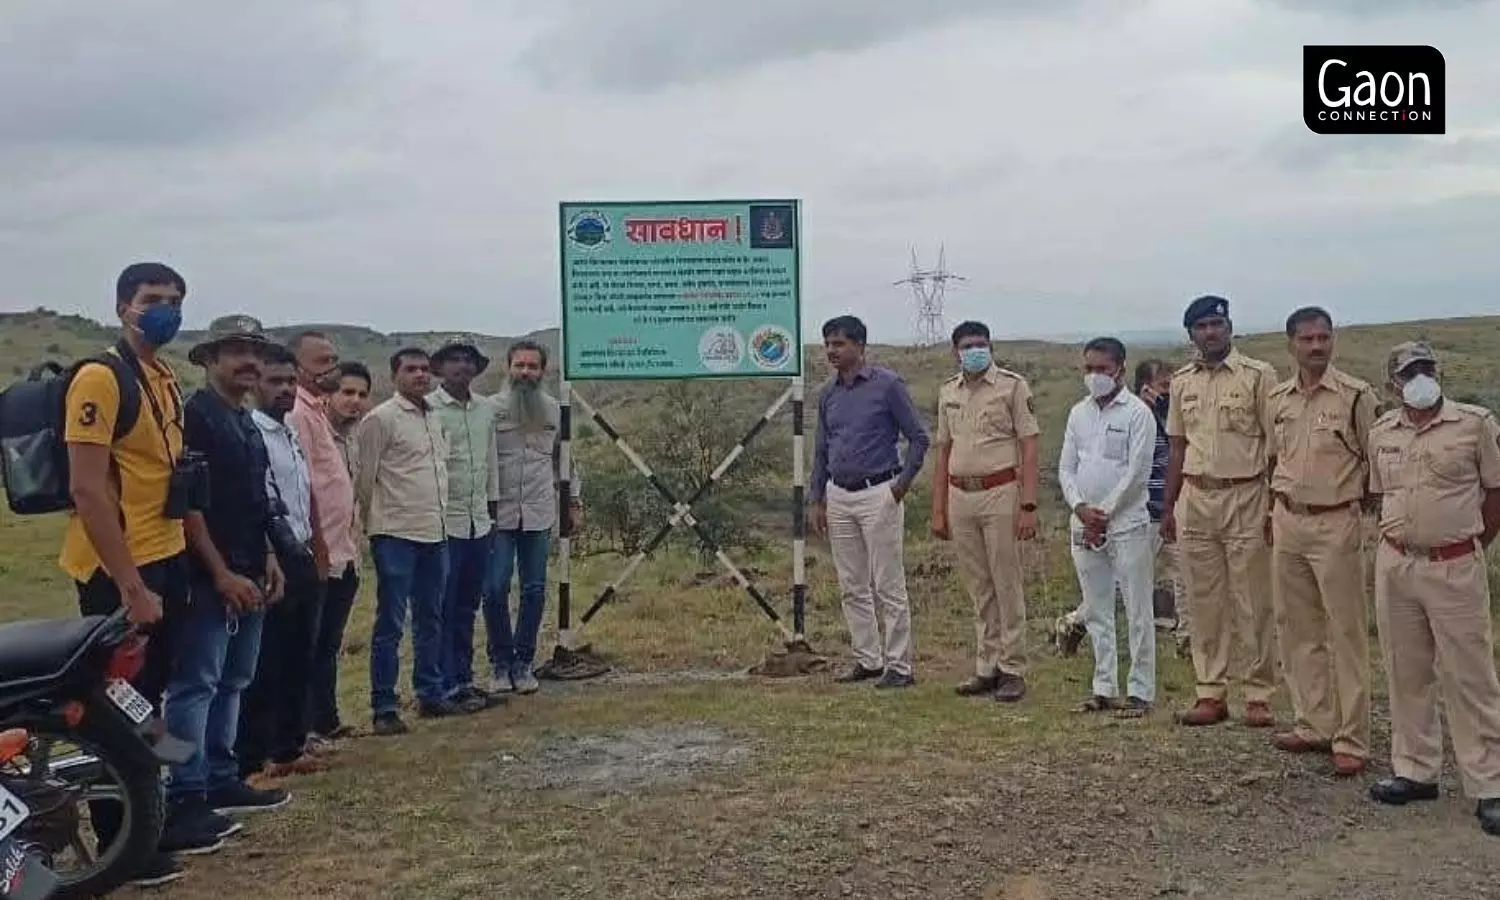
[265,497,313,565]
[164,450,210,520]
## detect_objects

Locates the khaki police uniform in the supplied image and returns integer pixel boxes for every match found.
[1166,350,1278,705]
[937,365,1040,678]
[1268,366,1378,757]
[1369,400,1500,799]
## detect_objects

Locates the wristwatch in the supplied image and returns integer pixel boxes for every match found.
[1020,502,1037,512]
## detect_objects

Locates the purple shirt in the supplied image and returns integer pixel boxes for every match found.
[811,365,930,502]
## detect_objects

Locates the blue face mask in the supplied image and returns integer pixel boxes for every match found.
[130,304,183,348]
[958,346,991,373]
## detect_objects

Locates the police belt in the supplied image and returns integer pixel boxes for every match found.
[1274,494,1358,516]
[1184,473,1263,491]
[1382,535,1478,563]
[948,468,1017,492]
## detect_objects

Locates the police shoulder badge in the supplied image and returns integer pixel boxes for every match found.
[1026,396,1035,414]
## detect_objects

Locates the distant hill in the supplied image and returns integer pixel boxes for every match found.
[6,308,1500,448]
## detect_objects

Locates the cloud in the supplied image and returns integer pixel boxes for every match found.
[1261,130,1500,171]
[513,0,1125,92]
[0,1,366,147]
[1264,0,1495,15]
[0,0,1496,342]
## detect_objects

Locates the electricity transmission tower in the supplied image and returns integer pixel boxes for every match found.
[895,246,965,346]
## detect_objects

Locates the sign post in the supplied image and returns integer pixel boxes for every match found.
[548,199,806,666]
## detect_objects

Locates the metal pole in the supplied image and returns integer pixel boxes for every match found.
[557,378,573,649]
[791,375,807,640]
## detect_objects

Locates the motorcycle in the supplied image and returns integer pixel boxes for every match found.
[0,728,60,900]
[0,610,192,898]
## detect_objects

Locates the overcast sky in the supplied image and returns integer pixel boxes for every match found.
[2,0,1497,342]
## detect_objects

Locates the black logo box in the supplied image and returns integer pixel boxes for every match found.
[1303,45,1445,135]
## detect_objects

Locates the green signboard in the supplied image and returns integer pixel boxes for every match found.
[558,199,802,380]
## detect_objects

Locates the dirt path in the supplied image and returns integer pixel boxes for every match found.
[148,676,1499,900]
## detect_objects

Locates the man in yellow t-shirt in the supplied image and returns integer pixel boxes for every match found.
[60,262,193,888]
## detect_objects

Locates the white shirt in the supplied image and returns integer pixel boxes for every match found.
[253,409,315,545]
[1058,387,1157,535]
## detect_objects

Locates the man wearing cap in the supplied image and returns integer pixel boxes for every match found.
[1161,295,1279,728]
[1265,307,1378,777]
[163,315,290,860]
[428,340,503,711]
[1366,341,1500,836]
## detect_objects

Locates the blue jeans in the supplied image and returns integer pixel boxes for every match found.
[484,529,552,676]
[369,536,448,715]
[441,535,492,698]
[164,582,266,798]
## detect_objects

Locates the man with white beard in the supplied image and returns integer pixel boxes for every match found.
[485,340,582,695]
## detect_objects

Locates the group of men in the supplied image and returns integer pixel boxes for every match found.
[56,262,578,888]
[809,299,1500,838]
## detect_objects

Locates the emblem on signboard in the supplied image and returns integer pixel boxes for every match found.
[748,204,796,249]
[698,326,745,373]
[749,324,793,370]
[565,209,611,251]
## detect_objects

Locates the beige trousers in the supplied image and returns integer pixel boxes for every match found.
[950,482,1026,678]
[827,481,913,676]
[1375,541,1500,799]
[1271,503,1370,757]
[1177,480,1276,704]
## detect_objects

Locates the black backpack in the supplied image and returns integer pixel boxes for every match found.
[0,347,143,514]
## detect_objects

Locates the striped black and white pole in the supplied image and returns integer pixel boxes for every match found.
[569,387,794,642]
[557,378,574,648]
[791,375,806,640]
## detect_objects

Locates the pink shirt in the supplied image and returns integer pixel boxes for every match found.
[288,386,358,569]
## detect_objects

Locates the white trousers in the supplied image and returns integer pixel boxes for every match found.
[826,481,913,676]
[1070,524,1157,701]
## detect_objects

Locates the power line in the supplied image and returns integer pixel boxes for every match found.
[894,246,965,346]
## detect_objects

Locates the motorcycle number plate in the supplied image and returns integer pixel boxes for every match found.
[0,783,30,843]
[106,678,153,725]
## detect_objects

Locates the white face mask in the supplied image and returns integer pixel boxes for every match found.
[1084,372,1118,399]
[1401,373,1442,410]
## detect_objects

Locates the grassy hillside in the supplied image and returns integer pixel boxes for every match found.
[7,308,1500,545]
[10,307,1498,422]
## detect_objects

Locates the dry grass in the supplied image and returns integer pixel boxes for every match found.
[5,312,1500,897]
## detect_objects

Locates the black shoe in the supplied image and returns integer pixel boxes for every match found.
[129,851,185,889]
[160,797,226,857]
[1369,776,1440,806]
[834,664,884,684]
[874,670,915,690]
[418,698,477,718]
[993,673,1028,703]
[955,673,1000,697]
[373,712,410,735]
[1478,799,1500,836]
[203,807,243,839]
[450,688,502,712]
[208,780,291,815]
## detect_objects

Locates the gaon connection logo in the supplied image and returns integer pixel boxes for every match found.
[1303,45,1445,135]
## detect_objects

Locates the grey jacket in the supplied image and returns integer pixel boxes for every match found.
[493,387,581,532]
